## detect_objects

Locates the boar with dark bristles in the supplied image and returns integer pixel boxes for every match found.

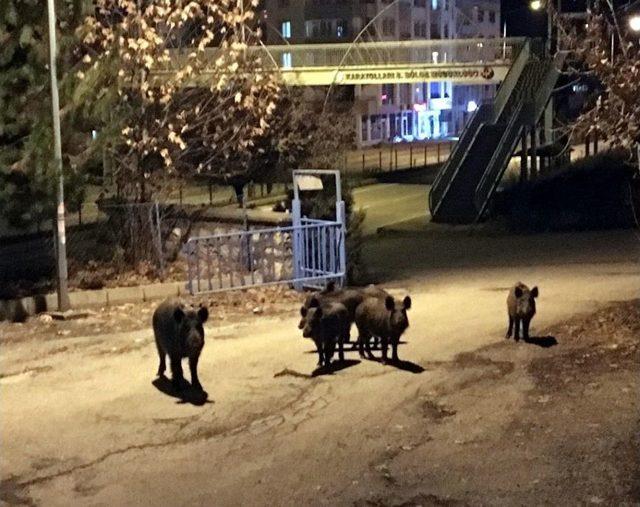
[300,298,350,367]
[153,298,209,391]
[355,295,412,364]
[300,281,390,341]
[506,283,539,341]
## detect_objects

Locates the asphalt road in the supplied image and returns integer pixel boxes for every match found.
[353,183,428,236]
[2,225,639,506]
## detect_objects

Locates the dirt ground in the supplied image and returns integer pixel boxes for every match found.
[0,286,301,344]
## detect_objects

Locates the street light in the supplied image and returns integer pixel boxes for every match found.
[529,0,554,54]
[629,14,640,32]
[530,0,543,11]
[46,0,70,311]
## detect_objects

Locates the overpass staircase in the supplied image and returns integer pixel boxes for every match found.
[428,40,566,224]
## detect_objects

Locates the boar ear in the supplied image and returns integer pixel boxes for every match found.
[300,306,308,317]
[309,297,320,308]
[314,306,323,319]
[514,287,523,298]
[385,296,395,311]
[531,286,539,298]
[197,305,209,323]
[403,296,412,310]
[325,281,336,292]
[174,307,185,322]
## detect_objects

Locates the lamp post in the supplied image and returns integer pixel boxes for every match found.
[46,0,70,311]
[630,14,640,33]
[530,0,562,55]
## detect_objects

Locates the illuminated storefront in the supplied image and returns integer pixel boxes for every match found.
[358,81,495,145]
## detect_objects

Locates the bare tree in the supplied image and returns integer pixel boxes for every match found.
[76,0,283,201]
[556,1,639,156]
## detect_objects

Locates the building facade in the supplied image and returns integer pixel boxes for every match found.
[263,0,501,146]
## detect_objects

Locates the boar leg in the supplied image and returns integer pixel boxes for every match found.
[506,316,513,339]
[522,318,531,341]
[391,336,399,362]
[314,339,323,366]
[357,328,369,358]
[170,355,185,390]
[380,335,389,364]
[364,332,375,359]
[337,333,345,362]
[156,341,166,377]
[324,338,336,366]
[189,354,202,391]
[514,318,521,342]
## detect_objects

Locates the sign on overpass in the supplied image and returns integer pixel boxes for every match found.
[165,38,525,86]
[285,63,506,86]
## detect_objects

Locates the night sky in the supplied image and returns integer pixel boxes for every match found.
[499,0,632,37]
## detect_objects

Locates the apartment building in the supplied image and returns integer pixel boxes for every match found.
[263,0,501,146]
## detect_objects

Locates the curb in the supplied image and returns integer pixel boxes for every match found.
[0,280,190,323]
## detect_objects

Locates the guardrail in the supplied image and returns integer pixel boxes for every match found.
[163,38,526,70]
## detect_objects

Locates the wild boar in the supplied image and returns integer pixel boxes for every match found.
[355,295,412,363]
[300,282,391,341]
[153,298,209,391]
[300,299,350,367]
[506,283,539,341]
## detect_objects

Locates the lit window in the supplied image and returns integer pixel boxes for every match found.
[281,52,292,68]
[430,82,441,98]
[432,0,438,9]
[281,21,291,38]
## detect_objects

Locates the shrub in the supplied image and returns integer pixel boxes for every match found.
[307,177,368,285]
[496,151,638,232]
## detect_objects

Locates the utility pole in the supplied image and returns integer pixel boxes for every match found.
[46,0,70,311]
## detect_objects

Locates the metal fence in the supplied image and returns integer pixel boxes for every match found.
[183,219,344,294]
[184,170,347,295]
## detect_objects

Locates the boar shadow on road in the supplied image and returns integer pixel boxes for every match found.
[370,357,425,374]
[312,359,361,377]
[524,335,558,348]
[152,376,212,406]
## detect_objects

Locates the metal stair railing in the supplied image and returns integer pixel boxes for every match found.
[491,40,531,123]
[429,104,492,214]
[473,52,567,220]
[428,39,531,217]
[531,52,568,123]
[473,103,528,219]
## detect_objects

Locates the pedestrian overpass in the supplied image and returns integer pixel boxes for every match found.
[166,37,526,86]
[165,37,563,225]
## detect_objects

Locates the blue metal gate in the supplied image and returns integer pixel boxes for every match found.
[185,170,346,295]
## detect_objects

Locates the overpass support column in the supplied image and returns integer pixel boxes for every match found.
[544,99,554,146]
[530,126,538,180]
[520,127,529,183]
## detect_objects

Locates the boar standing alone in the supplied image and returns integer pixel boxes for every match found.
[153,298,209,391]
[355,295,411,363]
[506,283,538,341]
[300,298,350,367]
